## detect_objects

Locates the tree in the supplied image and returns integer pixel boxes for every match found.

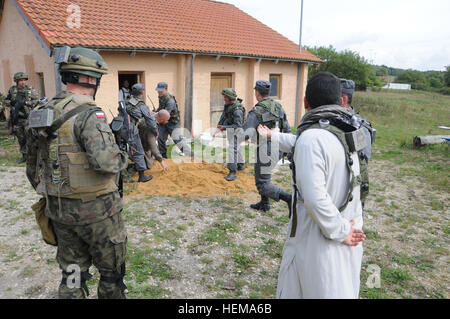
[445,66,450,87]
[397,70,429,90]
[374,65,389,76]
[306,46,379,90]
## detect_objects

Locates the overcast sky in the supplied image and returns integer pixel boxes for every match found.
[219,0,450,71]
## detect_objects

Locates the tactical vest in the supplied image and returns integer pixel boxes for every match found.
[224,100,246,125]
[126,96,144,126]
[158,93,180,125]
[289,120,370,238]
[10,85,33,118]
[253,99,284,129]
[35,94,118,203]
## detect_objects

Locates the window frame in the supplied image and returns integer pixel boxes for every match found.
[269,74,282,99]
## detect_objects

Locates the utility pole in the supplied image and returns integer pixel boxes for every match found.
[299,0,304,53]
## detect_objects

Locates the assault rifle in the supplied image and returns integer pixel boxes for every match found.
[111,101,135,198]
[147,94,157,112]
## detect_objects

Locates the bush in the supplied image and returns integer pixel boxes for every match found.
[440,87,450,95]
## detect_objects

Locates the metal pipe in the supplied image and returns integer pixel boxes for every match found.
[299,0,304,53]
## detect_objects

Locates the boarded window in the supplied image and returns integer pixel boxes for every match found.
[210,73,232,127]
[37,73,46,97]
[2,59,11,91]
[269,74,281,98]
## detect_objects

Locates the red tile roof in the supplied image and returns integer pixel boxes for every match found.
[14,0,321,63]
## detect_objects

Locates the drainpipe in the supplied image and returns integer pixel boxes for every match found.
[184,54,195,133]
[295,63,301,127]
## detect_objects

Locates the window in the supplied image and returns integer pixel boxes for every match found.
[269,74,281,98]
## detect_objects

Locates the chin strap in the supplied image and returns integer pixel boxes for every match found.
[61,72,101,100]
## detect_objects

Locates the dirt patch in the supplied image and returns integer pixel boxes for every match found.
[129,159,258,198]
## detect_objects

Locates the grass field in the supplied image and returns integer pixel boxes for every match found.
[354,90,449,192]
[352,89,449,298]
[0,89,448,299]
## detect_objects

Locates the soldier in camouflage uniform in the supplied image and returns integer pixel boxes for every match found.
[5,72,39,163]
[216,88,246,181]
[124,83,155,183]
[0,92,5,122]
[237,80,292,212]
[340,79,374,163]
[26,47,129,299]
[156,82,194,158]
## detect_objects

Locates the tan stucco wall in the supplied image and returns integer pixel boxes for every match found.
[192,55,250,133]
[97,51,187,120]
[193,55,305,133]
[0,0,55,97]
[259,60,299,127]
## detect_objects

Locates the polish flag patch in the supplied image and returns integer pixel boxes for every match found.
[96,112,106,118]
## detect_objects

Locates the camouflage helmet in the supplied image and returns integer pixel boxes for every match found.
[14,72,29,82]
[221,88,237,100]
[131,83,145,96]
[59,47,108,79]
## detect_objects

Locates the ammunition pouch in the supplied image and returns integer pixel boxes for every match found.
[31,197,57,246]
[29,109,54,129]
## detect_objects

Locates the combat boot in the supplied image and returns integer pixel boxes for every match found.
[279,190,292,216]
[279,191,292,205]
[250,196,270,212]
[224,170,237,181]
[17,154,26,164]
[138,171,153,183]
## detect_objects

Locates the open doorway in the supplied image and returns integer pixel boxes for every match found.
[118,71,144,101]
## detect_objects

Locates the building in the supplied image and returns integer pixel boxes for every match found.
[0,0,321,135]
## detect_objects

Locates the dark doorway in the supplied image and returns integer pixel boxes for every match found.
[119,73,139,88]
[118,72,144,101]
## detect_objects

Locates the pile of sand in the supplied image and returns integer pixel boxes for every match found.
[128,159,257,198]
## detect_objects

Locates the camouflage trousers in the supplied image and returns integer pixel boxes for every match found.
[13,120,27,155]
[52,212,128,299]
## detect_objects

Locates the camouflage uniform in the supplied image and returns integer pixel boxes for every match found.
[26,47,129,299]
[125,94,157,171]
[340,79,374,163]
[238,81,292,212]
[218,89,246,179]
[0,93,5,121]
[5,75,39,159]
[157,89,193,158]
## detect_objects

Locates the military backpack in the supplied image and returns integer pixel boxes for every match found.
[224,99,246,125]
[288,118,371,238]
[253,98,284,129]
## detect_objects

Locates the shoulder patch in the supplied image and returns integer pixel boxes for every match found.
[96,112,106,119]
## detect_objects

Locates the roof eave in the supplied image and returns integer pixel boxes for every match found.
[50,44,322,65]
